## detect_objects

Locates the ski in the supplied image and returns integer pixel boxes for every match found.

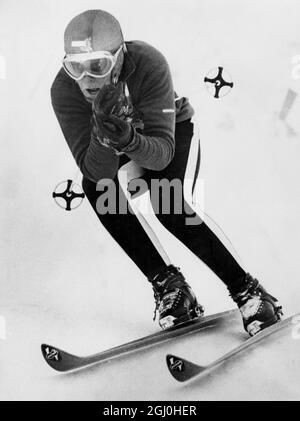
[41,309,239,372]
[166,313,299,382]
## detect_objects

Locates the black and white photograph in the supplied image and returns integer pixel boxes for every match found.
[1,0,300,403]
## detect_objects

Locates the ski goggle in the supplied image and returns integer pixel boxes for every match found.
[62,44,123,81]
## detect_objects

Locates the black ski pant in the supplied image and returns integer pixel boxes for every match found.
[82,119,246,290]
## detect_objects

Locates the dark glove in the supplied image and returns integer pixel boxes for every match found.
[92,83,134,151]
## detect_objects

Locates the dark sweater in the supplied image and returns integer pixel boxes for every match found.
[51,40,194,183]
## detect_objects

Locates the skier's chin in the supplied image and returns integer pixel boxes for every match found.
[83,94,94,104]
[80,88,99,103]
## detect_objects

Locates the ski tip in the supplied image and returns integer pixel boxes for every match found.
[166,354,205,382]
[166,354,187,382]
[41,343,65,371]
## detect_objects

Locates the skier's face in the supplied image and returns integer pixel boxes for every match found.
[76,49,124,103]
[76,74,111,103]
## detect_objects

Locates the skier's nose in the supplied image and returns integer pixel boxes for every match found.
[81,76,109,91]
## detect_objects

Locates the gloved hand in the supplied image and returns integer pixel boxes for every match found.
[92,83,134,151]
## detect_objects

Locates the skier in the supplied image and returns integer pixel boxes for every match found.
[51,9,282,336]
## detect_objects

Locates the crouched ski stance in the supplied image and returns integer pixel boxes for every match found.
[51,9,283,336]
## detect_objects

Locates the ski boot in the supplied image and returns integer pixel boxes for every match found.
[230,273,283,336]
[148,265,204,330]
